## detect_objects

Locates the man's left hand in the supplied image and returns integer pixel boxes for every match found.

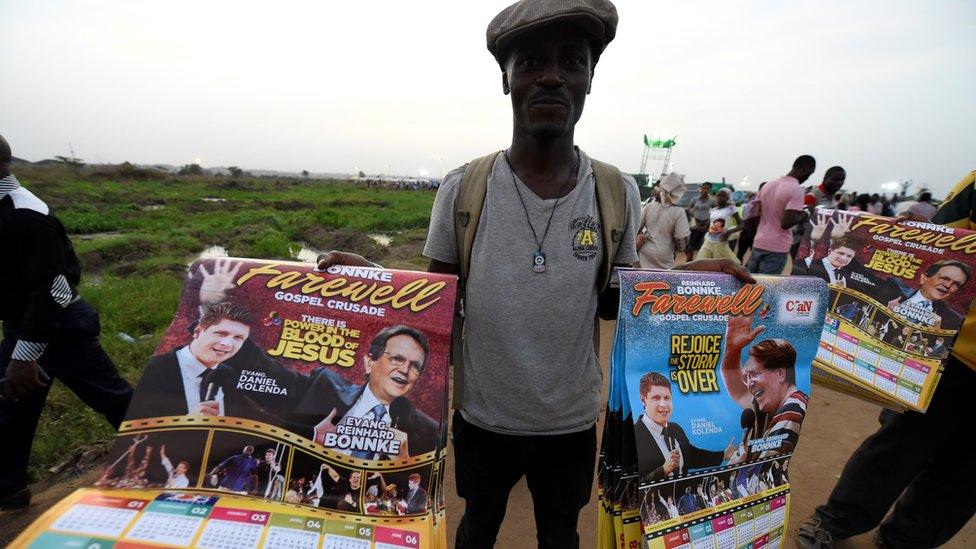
[678,259,756,284]
[5,359,50,399]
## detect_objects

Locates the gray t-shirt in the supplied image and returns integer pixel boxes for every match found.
[691,196,715,225]
[423,150,640,435]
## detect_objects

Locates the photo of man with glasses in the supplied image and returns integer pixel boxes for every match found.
[720,315,808,462]
[295,325,438,460]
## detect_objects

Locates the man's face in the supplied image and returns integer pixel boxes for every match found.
[265,451,275,463]
[825,246,855,269]
[350,471,361,489]
[191,318,250,367]
[700,184,710,197]
[823,170,846,194]
[366,334,426,404]
[175,462,188,475]
[741,356,789,414]
[640,385,672,427]
[919,265,967,301]
[503,24,593,140]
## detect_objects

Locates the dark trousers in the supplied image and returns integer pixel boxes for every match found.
[453,410,596,549]
[736,228,756,262]
[0,300,133,494]
[815,356,976,548]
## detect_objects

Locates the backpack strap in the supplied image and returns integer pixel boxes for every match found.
[451,151,502,409]
[590,158,627,292]
[455,152,502,282]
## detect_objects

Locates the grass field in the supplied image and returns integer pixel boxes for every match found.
[6,164,436,482]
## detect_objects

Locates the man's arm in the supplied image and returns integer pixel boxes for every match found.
[722,316,764,408]
[5,214,73,398]
[780,209,808,230]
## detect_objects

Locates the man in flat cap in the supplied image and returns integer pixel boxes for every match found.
[317,0,753,545]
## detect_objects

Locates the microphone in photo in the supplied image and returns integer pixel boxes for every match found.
[740,408,755,446]
[204,382,217,402]
[390,396,413,430]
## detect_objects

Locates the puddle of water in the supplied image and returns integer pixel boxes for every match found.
[142,204,165,211]
[368,233,392,246]
[294,245,322,263]
[201,197,227,203]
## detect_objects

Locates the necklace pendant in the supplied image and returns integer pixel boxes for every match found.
[533,251,546,273]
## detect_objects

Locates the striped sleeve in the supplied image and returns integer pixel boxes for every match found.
[932,170,976,230]
[11,340,48,361]
[759,390,808,458]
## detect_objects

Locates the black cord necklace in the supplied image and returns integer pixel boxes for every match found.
[505,149,580,273]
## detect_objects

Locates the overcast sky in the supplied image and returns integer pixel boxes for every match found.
[3,0,974,195]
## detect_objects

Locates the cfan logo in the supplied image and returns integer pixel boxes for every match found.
[778,294,820,323]
[786,300,813,313]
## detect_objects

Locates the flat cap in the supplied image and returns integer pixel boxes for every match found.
[487,0,618,67]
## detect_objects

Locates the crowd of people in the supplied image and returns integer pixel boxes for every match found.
[638,161,938,274]
[2,0,975,548]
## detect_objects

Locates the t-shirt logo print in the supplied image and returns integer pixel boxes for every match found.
[570,215,601,261]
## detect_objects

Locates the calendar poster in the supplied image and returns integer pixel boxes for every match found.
[598,269,825,547]
[795,210,976,411]
[11,258,456,548]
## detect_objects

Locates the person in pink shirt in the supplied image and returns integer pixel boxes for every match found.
[746,155,816,274]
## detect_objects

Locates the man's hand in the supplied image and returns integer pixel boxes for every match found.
[663,448,680,475]
[316,251,375,271]
[831,211,854,239]
[4,359,50,399]
[197,258,243,305]
[196,400,220,416]
[810,212,829,242]
[726,315,765,352]
[678,259,756,284]
[887,296,903,311]
[160,445,168,459]
[313,409,339,445]
[636,233,647,252]
[391,427,410,459]
[723,437,738,461]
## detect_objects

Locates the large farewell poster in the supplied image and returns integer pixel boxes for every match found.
[598,269,826,549]
[12,258,456,549]
[795,210,976,411]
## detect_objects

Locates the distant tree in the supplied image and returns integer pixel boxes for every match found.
[302,170,309,178]
[54,155,85,168]
[358,170,365,178]
[178,163,203,176]
[227,166,244,178]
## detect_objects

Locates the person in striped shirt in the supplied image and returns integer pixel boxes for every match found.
[721,315,808,462]
[0,134,133,511]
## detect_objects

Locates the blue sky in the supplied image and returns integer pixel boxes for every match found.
[2,0,974,195]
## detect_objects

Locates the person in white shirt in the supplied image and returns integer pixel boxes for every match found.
[160,445,190,489]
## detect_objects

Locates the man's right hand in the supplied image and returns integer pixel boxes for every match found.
[313,408,339,445]
[196,400,220,416]
[316,251,375,271]
[4,359,50,399]
[663,448,680,475]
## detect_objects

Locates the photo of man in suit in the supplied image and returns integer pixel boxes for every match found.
[297,325,439,460]
[796,236,878,295]
[126,301,253,419]
[885,260,971,331]
[634,372,736,483]
[404,473,428,514]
